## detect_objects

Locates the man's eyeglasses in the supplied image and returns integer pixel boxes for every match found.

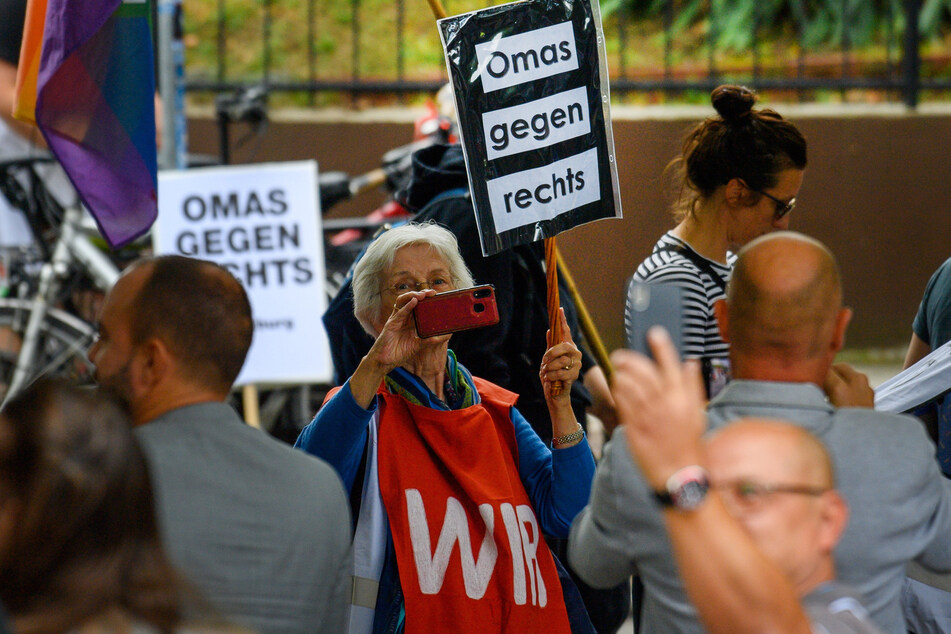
[713,480,828,510]
[752,187,796,220]
[381,277,452,295]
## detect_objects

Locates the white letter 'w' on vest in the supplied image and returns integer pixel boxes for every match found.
[405,489,499,598]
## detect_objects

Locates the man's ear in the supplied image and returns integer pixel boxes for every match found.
[129,338,172,393]
[714,299,730,343]
[818,491,849,555]
[830,307,852,354]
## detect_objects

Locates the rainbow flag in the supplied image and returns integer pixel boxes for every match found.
[17,0,157,248]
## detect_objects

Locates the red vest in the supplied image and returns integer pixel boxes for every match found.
[376,378,570,632]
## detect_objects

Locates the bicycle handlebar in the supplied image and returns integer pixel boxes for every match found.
[0,154,68,260]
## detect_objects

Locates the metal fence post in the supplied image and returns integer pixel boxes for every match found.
[263,0,273,87]
[841,0,851,101]
[903,0,921,108]
[351,0,361,107]
[158,0,187,170]
[663,0,673,99]
[751,0,759,85]
[217,0,226,83]
[307,0,317,106]
[708,0,717,83]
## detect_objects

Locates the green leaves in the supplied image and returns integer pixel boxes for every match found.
[605,0,916,53]
[921,0,951,37]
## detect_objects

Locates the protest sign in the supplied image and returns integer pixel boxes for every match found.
[439,0,622,256]
[155,160,331,386]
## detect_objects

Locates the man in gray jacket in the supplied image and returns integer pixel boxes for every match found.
[90,255,352,634]
[569,232,951,634]
[612,325,881,633]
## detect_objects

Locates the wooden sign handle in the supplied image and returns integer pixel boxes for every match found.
[242,384,262,429]
[545,237,565,397]
[427,0,447,19]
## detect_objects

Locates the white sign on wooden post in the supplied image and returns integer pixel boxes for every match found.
[155,160,331,386]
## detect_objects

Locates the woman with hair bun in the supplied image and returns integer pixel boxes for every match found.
[628,84,807,397]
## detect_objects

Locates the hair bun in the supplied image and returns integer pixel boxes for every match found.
[711,85,756,122]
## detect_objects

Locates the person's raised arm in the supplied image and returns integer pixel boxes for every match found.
[612,328,812,634]
[540,308,584,444]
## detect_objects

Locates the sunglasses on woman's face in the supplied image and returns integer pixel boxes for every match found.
[752,187,796,220]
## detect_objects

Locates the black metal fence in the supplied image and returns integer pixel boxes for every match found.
[183,0,949,107]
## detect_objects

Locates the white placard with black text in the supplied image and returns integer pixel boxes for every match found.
[155,161,331,386]
[439,0,622,256]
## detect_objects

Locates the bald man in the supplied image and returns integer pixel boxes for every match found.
[714,230,870,403]
[569,232,951,633]
[707,422,848,608]
[705,421,885,633]
[608,326,880,633]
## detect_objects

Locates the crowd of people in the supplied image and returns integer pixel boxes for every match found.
[1,67,950,634]
[574,232,951,634]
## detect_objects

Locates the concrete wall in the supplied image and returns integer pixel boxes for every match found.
[187,105,951,352]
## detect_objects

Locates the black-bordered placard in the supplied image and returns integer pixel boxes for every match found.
[439,0,622,256]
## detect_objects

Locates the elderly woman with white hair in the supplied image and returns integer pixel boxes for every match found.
[296,222,596,634]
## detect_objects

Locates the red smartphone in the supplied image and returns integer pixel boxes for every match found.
[414,285,500,338]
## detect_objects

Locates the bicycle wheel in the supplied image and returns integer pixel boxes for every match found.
[0,298,97,402]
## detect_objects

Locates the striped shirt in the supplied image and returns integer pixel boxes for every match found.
[629,232,735,361]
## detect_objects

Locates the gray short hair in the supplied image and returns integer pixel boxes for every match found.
[352,221,475,337]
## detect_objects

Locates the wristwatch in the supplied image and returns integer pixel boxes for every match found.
[653,465,710,511]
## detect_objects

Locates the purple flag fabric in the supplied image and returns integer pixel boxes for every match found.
[36,0,157,248]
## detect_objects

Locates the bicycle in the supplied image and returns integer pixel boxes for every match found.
[0,153,402,433]
[0,156,312,431]
[0,155,118,407]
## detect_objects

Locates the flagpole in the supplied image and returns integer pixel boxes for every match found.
[157,0,186,170]
[545,238,566,396]
[242,385,262,429]
[427,0,447,19]
[554,244,614,385]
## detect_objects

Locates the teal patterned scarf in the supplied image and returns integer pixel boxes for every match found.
[383,349,476,410]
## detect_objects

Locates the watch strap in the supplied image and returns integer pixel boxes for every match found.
[653,465,710,510]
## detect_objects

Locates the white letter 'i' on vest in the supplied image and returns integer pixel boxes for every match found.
[501,503,547,607]
[501,503,527,604]
[405,489,498,598]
